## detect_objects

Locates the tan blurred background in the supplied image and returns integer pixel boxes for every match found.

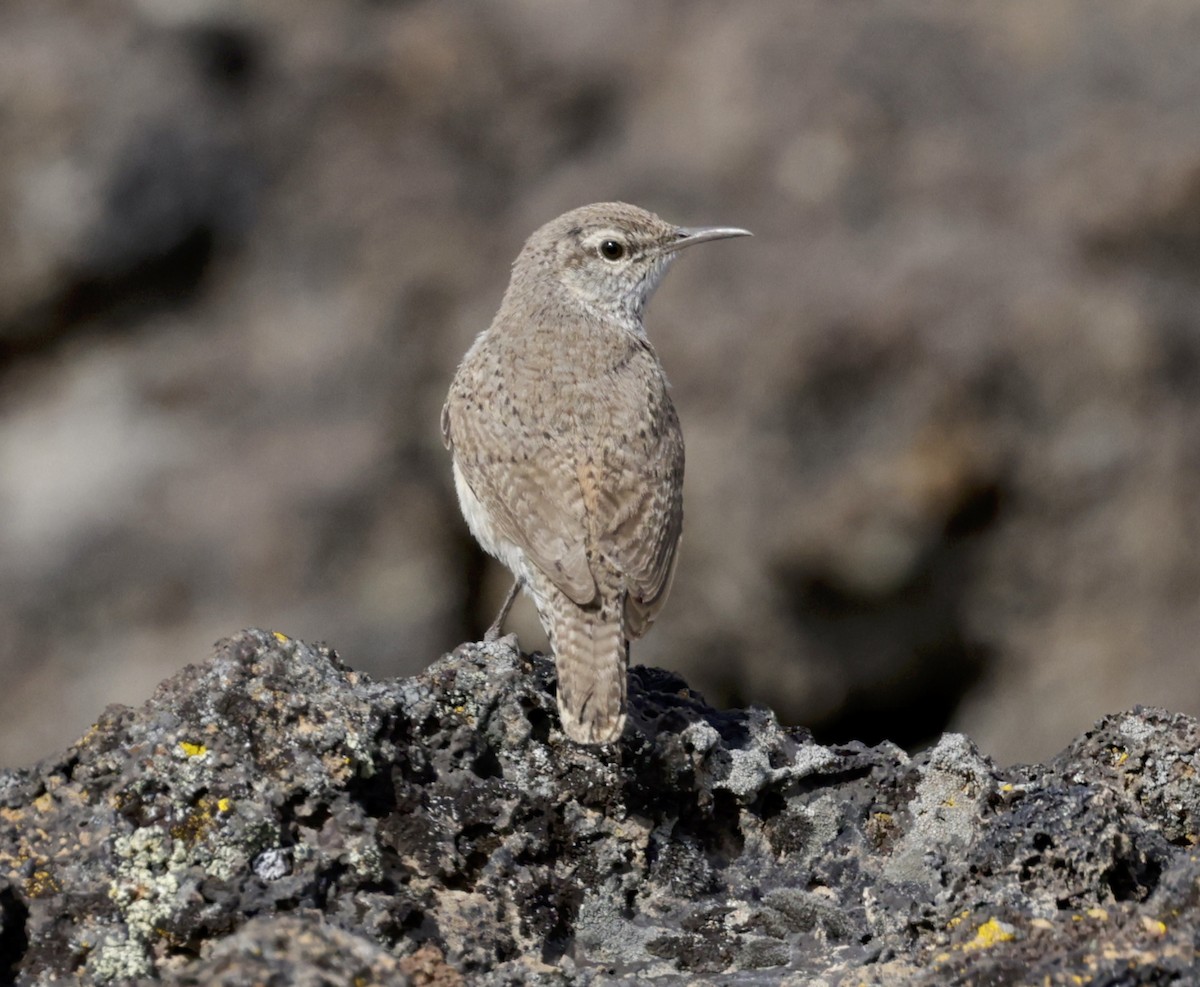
[2,0,1199,768]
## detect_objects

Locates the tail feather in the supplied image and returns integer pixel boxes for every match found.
[539,582,628,744]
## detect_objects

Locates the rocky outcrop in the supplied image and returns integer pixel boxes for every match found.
[1,629,1196,984]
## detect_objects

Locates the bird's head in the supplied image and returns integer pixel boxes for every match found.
[512,202,751,325]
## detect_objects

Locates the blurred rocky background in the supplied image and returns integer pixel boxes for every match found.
[2,0,1199,767]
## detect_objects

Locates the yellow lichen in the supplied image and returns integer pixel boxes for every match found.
[273,631,290,642]
[1141,917,1167,937]
[947,909,971,930]
[934,915,1017,962]
[178,741,207,758]
[966,918,1016,950]
[169,794,222,843]
[25,868,60,897]
[217,797,232,813]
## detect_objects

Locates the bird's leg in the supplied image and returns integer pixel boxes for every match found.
[484,577,522,641]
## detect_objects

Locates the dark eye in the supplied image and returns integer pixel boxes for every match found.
[599,238,625,260]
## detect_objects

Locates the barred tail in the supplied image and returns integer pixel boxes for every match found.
[542,586,628,745]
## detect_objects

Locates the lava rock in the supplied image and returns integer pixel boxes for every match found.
[0,629,1196,984]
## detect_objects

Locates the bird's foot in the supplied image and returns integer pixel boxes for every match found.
[484,629,520,654]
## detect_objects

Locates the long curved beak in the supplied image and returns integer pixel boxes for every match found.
[666,225,753,253]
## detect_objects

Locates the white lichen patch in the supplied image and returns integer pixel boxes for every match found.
[92,828,188,981]
[883,733,994,890]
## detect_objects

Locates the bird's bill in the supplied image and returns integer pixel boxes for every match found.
[667,225,753,252]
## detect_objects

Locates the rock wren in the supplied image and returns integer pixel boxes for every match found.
[442,202,750,744]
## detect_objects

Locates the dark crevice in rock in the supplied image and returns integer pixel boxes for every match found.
[1105,852,1163,904]
[0,883,29,983]
[347,769,398,820]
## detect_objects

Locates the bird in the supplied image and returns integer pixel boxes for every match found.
[441,202,750,744]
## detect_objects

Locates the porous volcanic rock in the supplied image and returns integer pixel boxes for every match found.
[1,629,1197,984]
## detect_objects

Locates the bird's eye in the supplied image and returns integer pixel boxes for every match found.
[599,239,625,260]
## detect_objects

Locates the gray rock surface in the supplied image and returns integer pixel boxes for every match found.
[1,629,1196,984]
[5,1,1200,767]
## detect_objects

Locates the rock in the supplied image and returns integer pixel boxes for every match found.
[1,629,1196,984]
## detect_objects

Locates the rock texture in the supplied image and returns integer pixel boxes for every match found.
[1,629,1197,984]
[4,1,1200,767]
